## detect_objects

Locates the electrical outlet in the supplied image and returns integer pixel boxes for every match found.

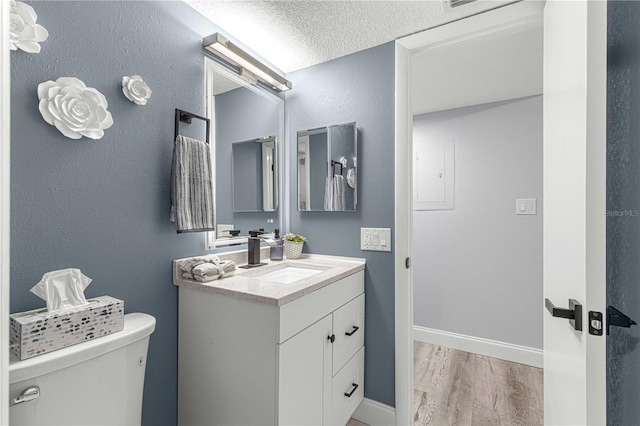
[361,228,392,252]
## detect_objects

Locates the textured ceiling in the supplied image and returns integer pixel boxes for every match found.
[184,0,518,73]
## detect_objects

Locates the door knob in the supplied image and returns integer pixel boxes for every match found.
[545,298,583,331]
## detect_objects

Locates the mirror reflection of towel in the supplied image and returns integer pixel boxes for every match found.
[324,175,333,211]
[324,174,346,211]
[333,174,345,211]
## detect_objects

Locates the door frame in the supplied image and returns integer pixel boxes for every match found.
[1,0,11,423]
[394,2,545,423]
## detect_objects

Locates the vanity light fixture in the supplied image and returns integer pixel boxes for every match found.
[203,33,292,92]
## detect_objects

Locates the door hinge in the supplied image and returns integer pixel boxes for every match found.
[405,257,410,269]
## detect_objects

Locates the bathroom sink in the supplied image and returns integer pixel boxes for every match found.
[251,265,324,284]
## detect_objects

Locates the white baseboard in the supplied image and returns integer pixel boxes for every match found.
[413,325,543,368]
[352,398,396,426]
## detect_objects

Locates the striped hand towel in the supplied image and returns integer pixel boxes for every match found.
[332,174,346,211]
[171,135,215,233]
[324,175,333,211]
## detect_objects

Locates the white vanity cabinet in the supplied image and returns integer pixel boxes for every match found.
[178,268,365,426]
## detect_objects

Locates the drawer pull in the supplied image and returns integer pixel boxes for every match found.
[328,334,335,343]
[344,383,359,398]
[345,326,360,337]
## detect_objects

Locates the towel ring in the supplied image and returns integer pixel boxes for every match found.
[331,160,344,175]
[174,109,211,144]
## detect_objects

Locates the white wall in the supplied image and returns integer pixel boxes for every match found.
[412,95,542,351]
[411,26,542,116]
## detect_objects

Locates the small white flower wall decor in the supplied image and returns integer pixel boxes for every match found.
[122,75,152,105]
[9,0,49,53]
[37,77,114,140]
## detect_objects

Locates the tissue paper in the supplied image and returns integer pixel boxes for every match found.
[30,268,92,312]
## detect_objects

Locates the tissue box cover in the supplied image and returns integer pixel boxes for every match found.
[10,296,124,361]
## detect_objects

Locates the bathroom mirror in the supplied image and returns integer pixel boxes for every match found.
[232,136,277,212]
[297,122,357,211]
[205,58,284,244]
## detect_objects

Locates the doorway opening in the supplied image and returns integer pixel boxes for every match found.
[410,23,543,424]
[393,2,546,423]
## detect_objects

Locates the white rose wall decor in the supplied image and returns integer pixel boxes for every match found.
[122,75,152,105]
[9,0,48,53]
[19,3,153,139]
[37,77,114,140]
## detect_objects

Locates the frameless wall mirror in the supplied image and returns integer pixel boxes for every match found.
[232,136,277,212]
[297,122,357,211]
[205,58,284,245]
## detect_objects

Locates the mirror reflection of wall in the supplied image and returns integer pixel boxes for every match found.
[232,137,277,212]
[297,122,357,212]
[298,131,328,210]
[206,58,284,241]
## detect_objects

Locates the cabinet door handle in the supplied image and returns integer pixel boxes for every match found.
[344,383,359,398]
[345,326,360,336]
[328,334,335,343]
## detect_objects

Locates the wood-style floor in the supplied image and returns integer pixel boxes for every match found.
[413,342,543,425]
[348,342,543,426]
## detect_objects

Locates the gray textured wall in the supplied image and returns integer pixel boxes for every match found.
[287,42,396,406]
[215,86,281,233]
[607,2,640,424]
[412,97,543,350]
[10,2,222,424]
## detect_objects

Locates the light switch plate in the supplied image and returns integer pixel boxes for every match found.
[361,227,392,252]
[516,198,537,215]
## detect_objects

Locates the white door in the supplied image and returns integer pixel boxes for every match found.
[543,1,607,424]
[1,0,11,423]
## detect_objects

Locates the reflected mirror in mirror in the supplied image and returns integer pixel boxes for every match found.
[206,58,284,243]
[297,122,357,211]
[232,136,277,212]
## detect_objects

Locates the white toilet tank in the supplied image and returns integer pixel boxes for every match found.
[9,312,156,426]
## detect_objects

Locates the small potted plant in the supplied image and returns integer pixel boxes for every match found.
[283,233,307,259]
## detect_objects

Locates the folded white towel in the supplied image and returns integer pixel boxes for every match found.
[179,255,236,282]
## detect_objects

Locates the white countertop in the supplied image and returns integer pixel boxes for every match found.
[173,250,365,306]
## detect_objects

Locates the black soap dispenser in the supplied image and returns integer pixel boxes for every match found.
[270,229,284,261]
